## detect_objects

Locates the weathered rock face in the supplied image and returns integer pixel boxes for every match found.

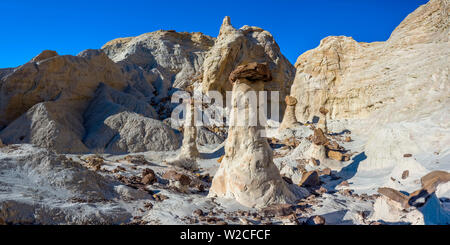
[82,82,159,152]
[0,102,88,154]
[94,112,180,154]
[202,17,295,113]
[0,49,127,129]
[102,30,215,100]
[197,127,224,145]
[208,63,296,208]
[288,0,449,124]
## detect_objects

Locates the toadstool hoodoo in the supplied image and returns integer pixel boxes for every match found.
[208,62,296,208]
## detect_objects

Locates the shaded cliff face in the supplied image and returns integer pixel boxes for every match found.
[201,17,296,112]
[289,0,449,124]
[0,50,178,154]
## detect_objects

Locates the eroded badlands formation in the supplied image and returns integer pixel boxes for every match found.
[0,0,449,224]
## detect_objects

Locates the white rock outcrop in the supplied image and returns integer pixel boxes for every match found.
[102,30,215,100]
[0,102,88,153]
[287,0,449,124]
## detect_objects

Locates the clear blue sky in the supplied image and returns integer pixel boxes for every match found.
[0,0,429,68]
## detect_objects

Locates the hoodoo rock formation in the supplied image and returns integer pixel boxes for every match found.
[279,96,299,130]
[166,99,200,170]
[317,107,328,133]
[201,16,295,114]
[305,128,328,163]
[208,63,296,208]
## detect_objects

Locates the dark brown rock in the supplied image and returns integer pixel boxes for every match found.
[403,153,413,158]
[299,171,320,188]
[320,168,332,176]
[261,204,294,217]
[229,62,272,83]
[327,150,344,161]
[377,187,410,209]
[162,170,191,186]
[325,141,342,151]
[285,96,297,106]
[306,215,326,225]
[421,170,450,193]
[141,169,157,185]
[311,128,328,146]
[193,209,204,217]
[319,107,329,115]
[402,170,409,180]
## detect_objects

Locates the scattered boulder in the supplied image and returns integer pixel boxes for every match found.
[306,215,326,225]
[421,170,450,193]
[311,128,328,146]
[377,187,410,209]
[320,168,332,176]
[299,171,320,188]
[403,154,413,158]
[261,204,294,217]
[328,150,344,161]
[141,169,157,185]
[84,155,105,171]
[163,170,191,186]
[325,141,343,151]
[344,136,352,142]
[402,170,410,180]
[192,209,204,217]
[123,155,150,165]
